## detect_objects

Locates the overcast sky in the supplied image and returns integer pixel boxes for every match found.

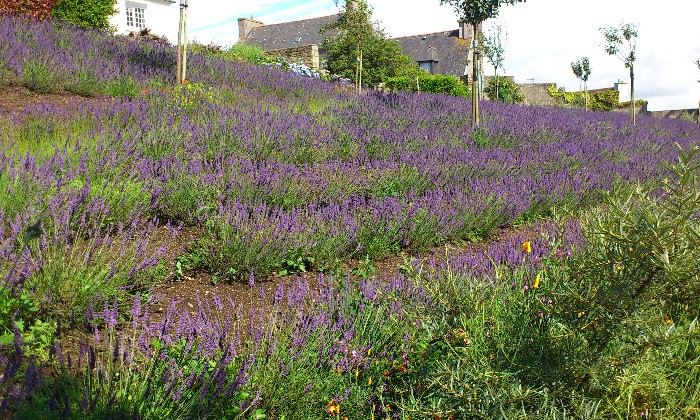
[188,0,700,111]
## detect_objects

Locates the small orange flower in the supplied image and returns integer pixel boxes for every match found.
[327,399,340,415]
[182,79,188,84]
[386,404,391,412]
[664,315,674,325]
[521,241,532,253]
[397,365,407,372]
[383,370,390,376]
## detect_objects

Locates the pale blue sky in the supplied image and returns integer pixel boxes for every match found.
[187,0,700,111]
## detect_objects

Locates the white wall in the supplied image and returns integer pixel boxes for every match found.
[110,0,180,45]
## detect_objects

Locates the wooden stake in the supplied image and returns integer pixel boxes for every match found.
[176,2,183,84]
[176,0,188,84]
[182,0,188,83]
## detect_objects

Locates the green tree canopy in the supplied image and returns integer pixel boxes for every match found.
[322,0,418,89]
[440,0,523,29]
[51,0,117,30]
[571,56,591,83]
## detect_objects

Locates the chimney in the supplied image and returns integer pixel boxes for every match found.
[458,19,473,39]
[238,17,264,40]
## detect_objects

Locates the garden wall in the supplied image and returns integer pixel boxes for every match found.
[648,108,699,123]
[518,83,564,107]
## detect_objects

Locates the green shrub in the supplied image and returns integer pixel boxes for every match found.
[21,59,59,93]
[51,0,117,30]
[590,89,619,110]
[65,69,103,97]
[225,44,269,64]
[484,76,525,104]
[392,145,700,418]
[385,74,471,97]
[0,61,18,87]
[104,75,140,98]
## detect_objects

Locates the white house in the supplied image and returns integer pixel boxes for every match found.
[109,0,179,44]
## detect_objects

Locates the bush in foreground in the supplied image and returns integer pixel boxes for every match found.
[391,145,700,418]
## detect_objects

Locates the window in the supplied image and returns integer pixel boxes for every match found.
[419,61,434,73]
[126,4,146,29]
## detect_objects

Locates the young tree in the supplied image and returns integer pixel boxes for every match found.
[571,56,592,111]
[601,22,638,124]
[323,0,417,92]
[439,0,526,127]
[51,0,117,30]
[0,0,60,19]
[482,23,506,102]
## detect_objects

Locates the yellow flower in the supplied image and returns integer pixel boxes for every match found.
[521,241,532,254]
[533,275,541,289]
[578,311,586,318]
[368,377,372,385]
[664,315,674,325]
[328,399,340,415]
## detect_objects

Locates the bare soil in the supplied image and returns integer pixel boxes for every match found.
[0,85,103,116]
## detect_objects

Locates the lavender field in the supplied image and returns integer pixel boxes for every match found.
[1,16,699,419]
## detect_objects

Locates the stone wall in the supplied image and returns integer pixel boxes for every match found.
[265,44,319,69]
[517,83,564,107]
[647,108,699,123]
[611,102,649,115]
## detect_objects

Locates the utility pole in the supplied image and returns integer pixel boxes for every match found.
[176,0,189,84]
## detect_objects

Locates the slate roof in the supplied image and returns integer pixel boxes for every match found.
[239,14,340,51]
[393,30,471,77]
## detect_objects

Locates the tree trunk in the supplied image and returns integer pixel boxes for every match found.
[584,81,588,111]
[358,47,363,94]
[181,0,188,82]
[630,64,635,125]
[495,69,498,102]
[355,43,360,94]
[471,22,480,127]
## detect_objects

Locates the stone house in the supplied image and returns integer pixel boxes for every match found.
[237,14,338,70]
[109,0,179,43]
[236,4,477,78]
